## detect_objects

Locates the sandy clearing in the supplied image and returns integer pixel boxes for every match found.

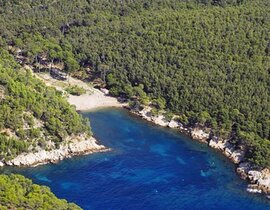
[68,88,125,111]
[33,72,126,111]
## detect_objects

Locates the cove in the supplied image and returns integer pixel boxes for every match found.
[2,108,270,209]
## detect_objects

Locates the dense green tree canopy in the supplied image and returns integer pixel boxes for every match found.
[0,0,269,167]
[0,174,81,209]
[0,48,91,160]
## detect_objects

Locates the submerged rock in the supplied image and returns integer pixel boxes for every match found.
[247,184,262,193]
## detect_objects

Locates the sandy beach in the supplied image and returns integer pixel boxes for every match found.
[68,89,124,111]
[29,69,270,198]
[33,71,126,111]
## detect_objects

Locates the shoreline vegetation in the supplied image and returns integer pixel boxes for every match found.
[128,105,270,199]
[0,51,110,168]
[4,136,109,167]
[32,69,127,111]
[25,65,270,199]
[0,0,269,204]
[0,49,92,209]
[0,174,82,209]
[0,44,268,203]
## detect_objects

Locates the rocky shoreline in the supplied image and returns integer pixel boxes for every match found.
[128,105,270,199]
[3,60,269,198]
[0,68,115,168]
[0,135,109,167]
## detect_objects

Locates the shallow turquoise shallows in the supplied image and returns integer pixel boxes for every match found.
[4,108,270,210]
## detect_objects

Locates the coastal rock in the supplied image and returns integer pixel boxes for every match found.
[130,104,270,198]
[237,164,270,195]
[152,115,169,127]
[245,169,270,194]
[138,107,152,121]
[257,177,270,193]
[179,126,189,134]
[224,146,234,157]
[168,119,182,128]
[248,171,262,182]
[134,106,184,129]
[100,88,109,95]
[247,184,262,193]
[136,106,170,127]
[208,137,227,151]
[6,137,109,167]
[236,162,251,180]
[68,137,106,153]
[230,149,245,164]
[191,128,209,142]
[208,137,244,163]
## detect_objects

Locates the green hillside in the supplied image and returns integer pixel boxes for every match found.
[0,0,269,167]
[0,48,88,209]
[0,49,91,161]
[0,174,81,210]
[0,0,268,208]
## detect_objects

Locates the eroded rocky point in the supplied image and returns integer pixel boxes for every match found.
[0,134,109,167]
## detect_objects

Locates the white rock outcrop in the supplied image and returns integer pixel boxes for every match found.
[152,115,169,127]
[168,119,182,128]
[191,128,209,142]
[248,171,262,182]
[230,149,245,164]
[257,177,270,188]
[208,137,227,150]
[6,137,109,167]
[138,107,152,121]
[237,164,270,195]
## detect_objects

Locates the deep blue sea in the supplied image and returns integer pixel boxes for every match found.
[3,108,270,210]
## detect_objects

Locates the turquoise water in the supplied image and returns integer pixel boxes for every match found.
[3,108,270,209]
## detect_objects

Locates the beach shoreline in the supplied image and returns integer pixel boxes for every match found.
[67,89,126,111]
[33,71,127,111]
[18,70,270,199]
[0,71,115,168]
